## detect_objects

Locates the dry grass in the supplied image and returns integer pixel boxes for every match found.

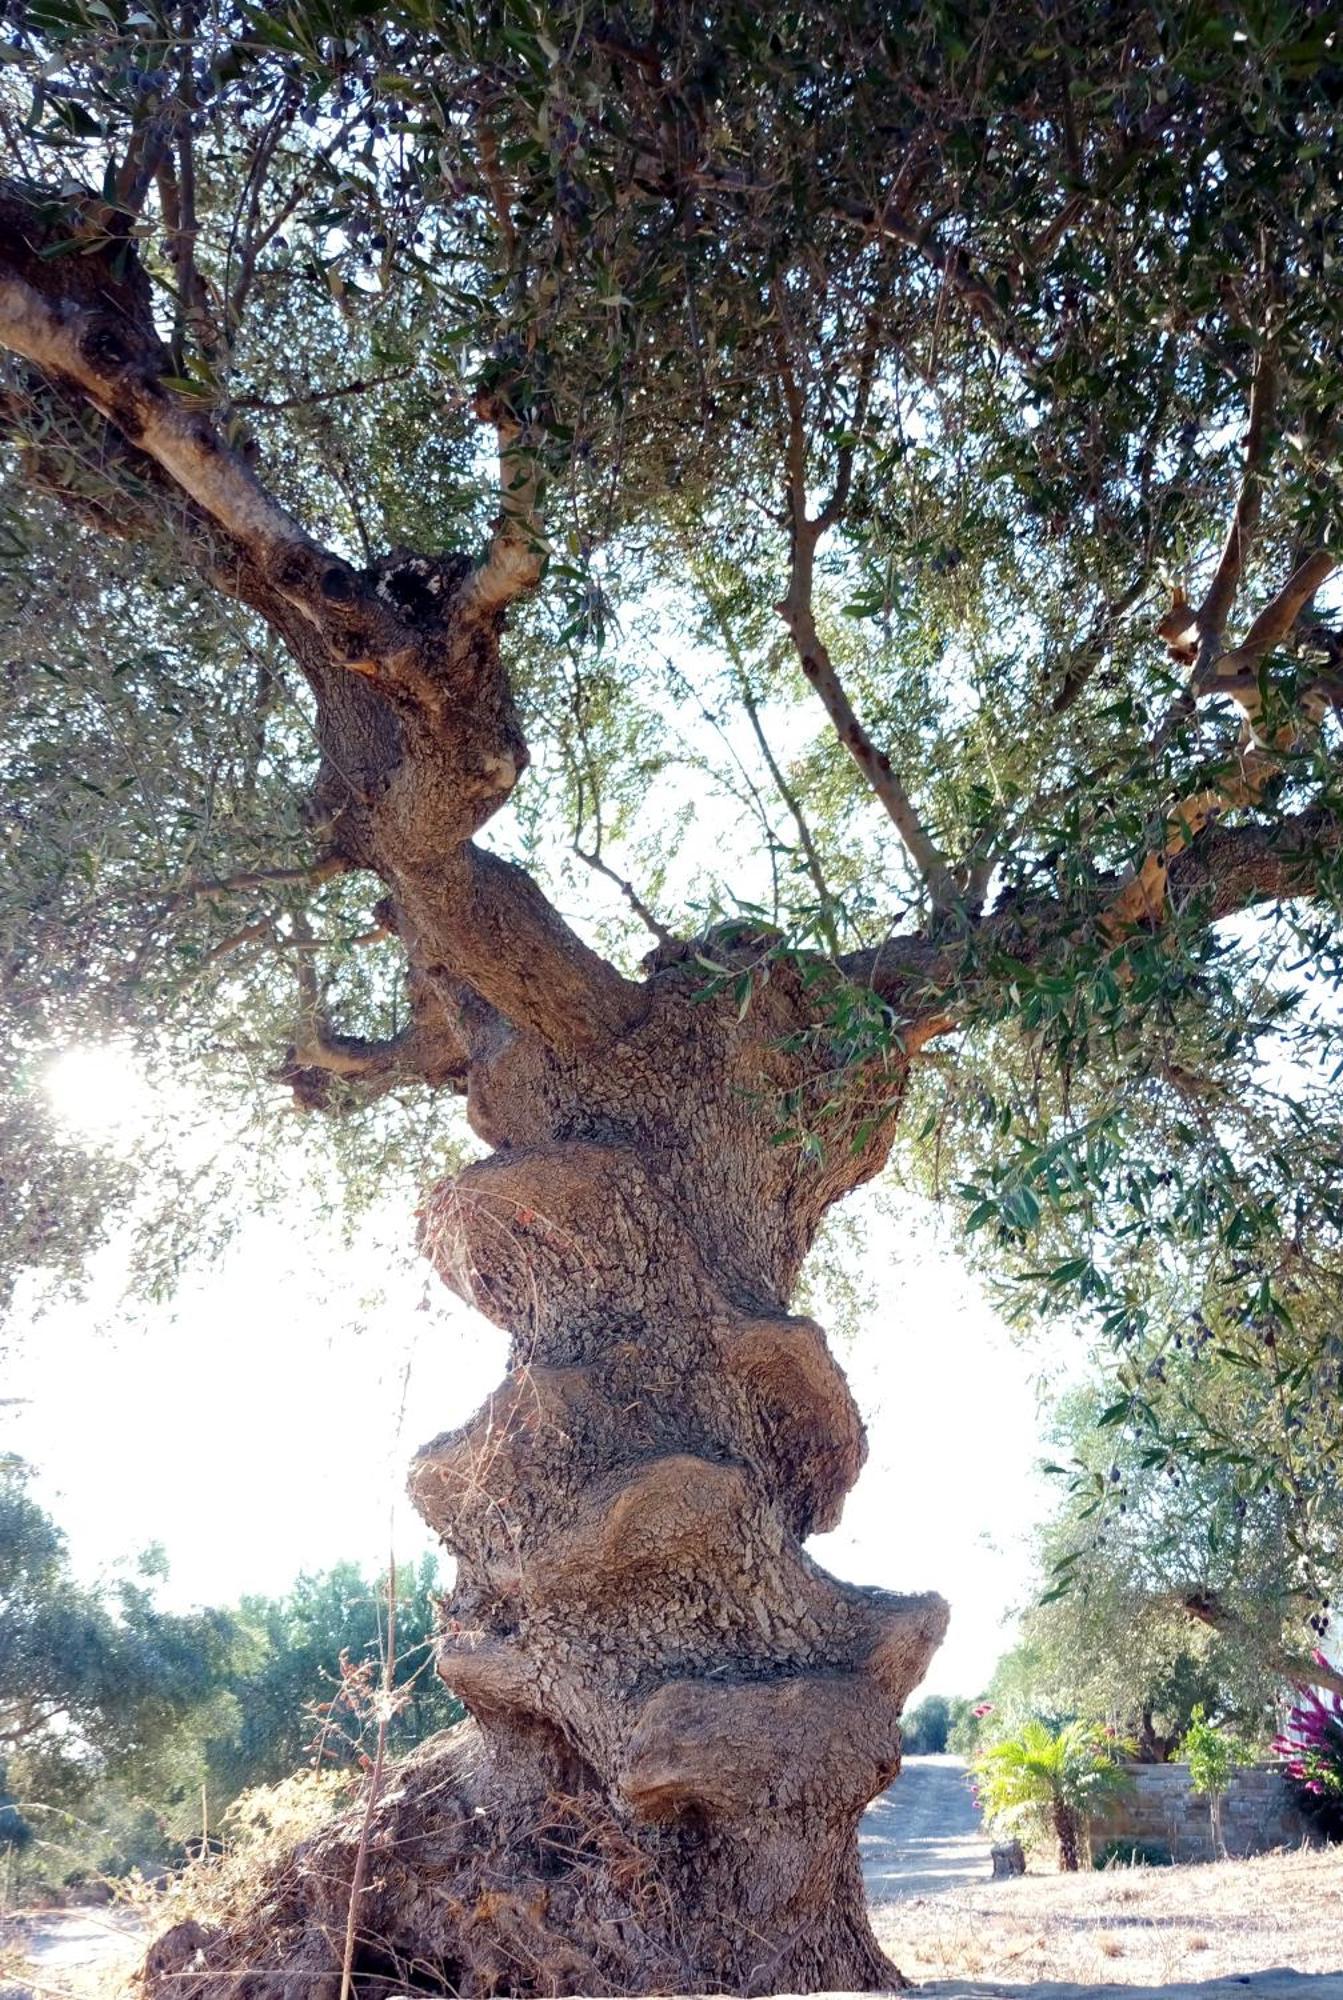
[873,1843,1343,1989]
[0,1769,353,2000]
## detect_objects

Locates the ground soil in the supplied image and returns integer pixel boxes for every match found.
[1,1905,145,1997]
[862,1752,991,1900]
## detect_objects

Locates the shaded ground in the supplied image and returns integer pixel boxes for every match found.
[873,1842,1343,1990]
[861,1752,992,1900]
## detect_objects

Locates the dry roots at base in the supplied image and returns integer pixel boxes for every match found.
[137,1722,915,1997]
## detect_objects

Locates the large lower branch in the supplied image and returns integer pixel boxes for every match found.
[0,182,644,1065]
[398,846,645,1054]
[839,806,1343,1034]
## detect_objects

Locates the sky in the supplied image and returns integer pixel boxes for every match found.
[2,1047,1080,1702]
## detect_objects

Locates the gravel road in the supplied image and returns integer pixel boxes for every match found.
[861,1751,993,1902]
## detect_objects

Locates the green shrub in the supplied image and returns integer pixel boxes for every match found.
[1093,1838,1173,1869]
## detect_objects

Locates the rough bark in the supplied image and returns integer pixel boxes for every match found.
[1052,1799,1082,1874]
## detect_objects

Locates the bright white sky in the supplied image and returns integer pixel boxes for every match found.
[4,1045,1081,1701]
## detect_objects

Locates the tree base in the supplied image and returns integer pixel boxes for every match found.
[140,1726,908,1999]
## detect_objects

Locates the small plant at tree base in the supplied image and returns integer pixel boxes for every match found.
[1182,1705,1250,1858]
[1273,1662,1343,1841]
[973,1720,1132,1872]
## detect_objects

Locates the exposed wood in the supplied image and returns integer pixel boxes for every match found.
[1182,1591,1343,1700]
[1194,345,1279,653]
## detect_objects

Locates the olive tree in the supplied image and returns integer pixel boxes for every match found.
[1,3,1341,1991]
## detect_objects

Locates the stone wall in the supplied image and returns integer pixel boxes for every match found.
[1092,1761,1312,1863]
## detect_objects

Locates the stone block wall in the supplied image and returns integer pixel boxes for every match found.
[1092,1761,1313,1863]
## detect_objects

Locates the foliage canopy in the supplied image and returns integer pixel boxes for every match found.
[0,1,1341,1620]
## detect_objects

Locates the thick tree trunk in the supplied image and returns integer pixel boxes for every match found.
[146,954,946,1997]
[408,960,947,1991]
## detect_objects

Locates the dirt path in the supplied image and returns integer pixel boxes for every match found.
[4,1907,145,1996]
[861,1751,992,1902]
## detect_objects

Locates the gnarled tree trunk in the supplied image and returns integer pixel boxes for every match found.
[404,955,947,1992]
[0,188,950,1996]
[146,949,946,1998]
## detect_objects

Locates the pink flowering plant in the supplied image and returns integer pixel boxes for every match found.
[1273,1657,1343,1840]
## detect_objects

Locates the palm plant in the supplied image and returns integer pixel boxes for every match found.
[973,1720,1133,1871]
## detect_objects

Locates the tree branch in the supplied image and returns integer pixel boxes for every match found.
[574,844,676,948]
[279,931,472,1111]
[114,99,176,220]
[458,401,548,621]
[1195,343,1279,652]
[1208,551,1338,699]
[397,845,644,1051]
[828,192,1025,357]
[0,204,332,613]
[235,368,416,416]
[1181,1590,1343,1700]
[278,1020,463,1110]
[0,184,643,1065]
[815,312,880,533]
[770,337,959,912]
[1129,546,1341,925]
[130,852,351,921]
[839,805,1343,1034]
[684,552,837,927]
[1051,575,1149,716]
[225,85,307,336]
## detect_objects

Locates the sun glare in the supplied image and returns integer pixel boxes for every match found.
[45,1043,152,1146]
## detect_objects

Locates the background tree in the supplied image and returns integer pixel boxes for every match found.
[900,1695,952,1756]
[0,3,1341,1992]
[972,1719,1132,1872]
[0,1467,457,1896]
[1182,1704,1251,1858]
[0,1460,243,1889]
[212,1556,460,1799]
[975,1384,1319,1756]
